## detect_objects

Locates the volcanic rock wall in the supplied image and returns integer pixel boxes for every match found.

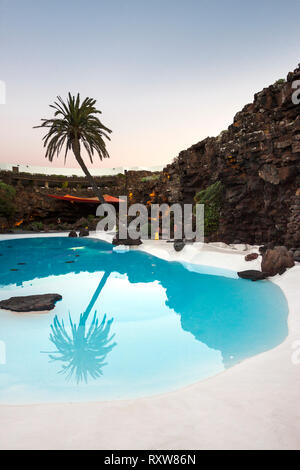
[0,170,160,230]
[154,65,300,246]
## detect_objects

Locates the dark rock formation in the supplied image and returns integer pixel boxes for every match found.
[245,253,259,261]
[112,235,143,246]
[237,270,268,281]
[68,230,77,237]
[153,65,300,246]
[79,228,89,237]
[261,246,295,276]
[174,240,185,252]
[0,294,62,312]
[259,243,275,255]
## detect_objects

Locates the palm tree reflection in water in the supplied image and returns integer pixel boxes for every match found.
[45,272,116,383]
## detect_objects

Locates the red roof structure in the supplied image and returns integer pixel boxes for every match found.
[47,194,121,204]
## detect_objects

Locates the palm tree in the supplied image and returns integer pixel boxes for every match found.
[44,271,117,383]
[35,93,112,202]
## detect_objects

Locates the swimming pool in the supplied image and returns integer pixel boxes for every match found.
[0,237,288,404]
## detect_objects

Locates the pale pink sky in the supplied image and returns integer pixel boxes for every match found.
[1,0,300,170]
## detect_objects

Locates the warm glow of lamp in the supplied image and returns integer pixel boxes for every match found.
[14,219,24,227]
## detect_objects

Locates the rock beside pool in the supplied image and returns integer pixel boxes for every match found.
[0,294,62,312]
[79,228,89,237]
[245,253,259,261]
[174,240,185,252]
[261,246,295,276]
[292,249,300,262]
[237,270,268,281]
[68,230,77,238]
[259,243,275,255]
[112,236,142,246]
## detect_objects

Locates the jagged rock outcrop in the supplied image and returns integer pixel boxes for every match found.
[261,246,295,276]
[154,65,300,246]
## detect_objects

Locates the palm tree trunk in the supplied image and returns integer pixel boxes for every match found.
[80,271,111,326]
[72,138,104,203]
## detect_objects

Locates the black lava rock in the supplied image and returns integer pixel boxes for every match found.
[174,240,185,252]
[259,243,275,255]
[237,270,268,281]
[112,236,142,246]
[79,229,89,237]
[0,294,62,312]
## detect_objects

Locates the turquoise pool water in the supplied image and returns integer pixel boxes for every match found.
[0,237,288,403]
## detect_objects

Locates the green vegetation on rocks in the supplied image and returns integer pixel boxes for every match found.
[194,181,223,235]
[0,182,16,218]
[141,174,160,182]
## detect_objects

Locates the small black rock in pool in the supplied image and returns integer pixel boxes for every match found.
[0,294,62,312]
[237,270,268,281]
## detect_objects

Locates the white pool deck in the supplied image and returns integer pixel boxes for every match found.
[0,232,299,450]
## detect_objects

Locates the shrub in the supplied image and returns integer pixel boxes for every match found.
[0,182,16,218]
[194,181,223,235]
[62,181,69,189]
[141,174,160,182]
[274,78,285,85]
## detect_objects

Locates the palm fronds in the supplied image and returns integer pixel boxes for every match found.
[46,311,116,384]
[35,93,112,164]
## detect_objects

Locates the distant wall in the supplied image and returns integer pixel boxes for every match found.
[0,163,164,177]
[0,168,162,231]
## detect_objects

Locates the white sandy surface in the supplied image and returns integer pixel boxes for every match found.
[0,233,299,450]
